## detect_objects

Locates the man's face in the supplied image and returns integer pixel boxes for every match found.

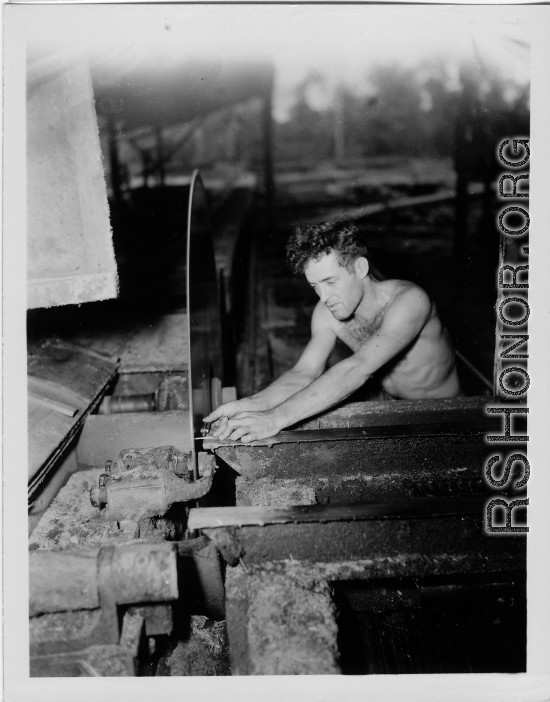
[304,251,365,320]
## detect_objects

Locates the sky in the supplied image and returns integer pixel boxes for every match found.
[24,4,531,121]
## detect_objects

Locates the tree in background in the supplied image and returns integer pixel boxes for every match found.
[358,64,431,157]
[275,60,529,169]
[276,70,337,167]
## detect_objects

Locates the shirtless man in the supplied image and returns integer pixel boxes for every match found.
[203,222,461,443]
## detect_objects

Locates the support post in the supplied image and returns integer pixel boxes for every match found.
[262,76,276,237]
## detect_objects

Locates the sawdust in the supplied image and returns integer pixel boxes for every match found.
[29,469,116,548]
[115,446,191,483]
[227,563,340,675]
[236,476,316,507]
[28,468,150,548]
[165,616,230,676]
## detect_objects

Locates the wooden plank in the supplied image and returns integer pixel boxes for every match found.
[28,404,81,483]
[188,498,484,530]
[28,392,77,417]
[297,184,484,226]
[28,339,117,403]
[210,433,515,502]
[202,514,526,576]
[28,445,79,536]
[203,418,497,451]
[27,340,117,488]
[295,396,491,430]
[204,401,525,504]
[28,375,89,408]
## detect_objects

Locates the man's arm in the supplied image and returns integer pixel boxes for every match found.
[219,287,431,442]
[203,302,337,424]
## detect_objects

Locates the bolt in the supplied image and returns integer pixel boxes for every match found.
[90,474,109,508]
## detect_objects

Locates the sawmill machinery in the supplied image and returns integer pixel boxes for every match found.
[28,170,234,675]
[29,166,527,673]
[26,49,526,677]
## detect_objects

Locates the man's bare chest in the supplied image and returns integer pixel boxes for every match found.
[335,311,385,351]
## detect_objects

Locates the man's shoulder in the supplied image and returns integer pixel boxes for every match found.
[311,300,338,332]
[311,300,333,326]
[385,280,432,321]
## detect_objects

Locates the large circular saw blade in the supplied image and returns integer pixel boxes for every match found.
[185,170,224,477]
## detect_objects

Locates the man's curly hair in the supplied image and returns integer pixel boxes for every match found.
[286,222,368,275]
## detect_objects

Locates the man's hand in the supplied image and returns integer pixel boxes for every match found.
[207,408,284,443]
[203,398,260,426]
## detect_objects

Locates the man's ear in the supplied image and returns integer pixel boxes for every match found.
[355,256,369,279]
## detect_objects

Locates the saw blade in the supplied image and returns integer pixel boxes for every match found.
[185,170,224,479]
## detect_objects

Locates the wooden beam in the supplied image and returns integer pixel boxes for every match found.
[203,418,498,451]
[194,506,526,578]
[294,396,492,430]
[295,184,484,227]
[28,340,118,493]
[188,498,484,530]
[28,392,77,417]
